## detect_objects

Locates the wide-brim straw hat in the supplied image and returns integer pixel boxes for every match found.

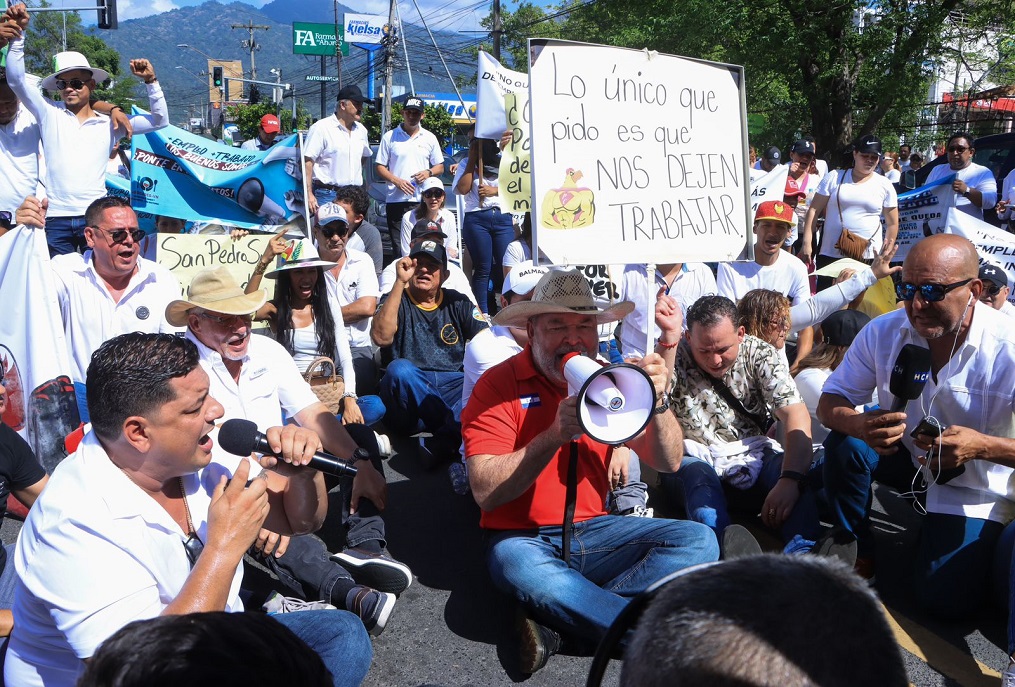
[41,51,109,90]
[165,266,267,326]
[265,239,337,278]
[493,268,634,328]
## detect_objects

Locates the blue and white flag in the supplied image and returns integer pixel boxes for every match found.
[894,174,956,260]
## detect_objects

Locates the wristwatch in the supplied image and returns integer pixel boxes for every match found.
[653,394,671,415]
[351,447,371,463]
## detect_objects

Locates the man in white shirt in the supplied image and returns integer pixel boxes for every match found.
[5,332,372,687]
[898,144,912,173]
[0,75,40,222]
[5,4,168,256]
[978,263,1015,318]
[818,234,1015,613]
[239,114,279,152]
[16,195,182,424]
[374,96,444,252]
[924,132,997,220]
[303,84,370,215]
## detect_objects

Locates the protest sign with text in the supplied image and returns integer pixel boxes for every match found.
[499,92,532,213]
[944,207,1015,306]
[477,50,528,140]
[894,174,955,261]
[749,165,789,216]
[152,232,277,295]
[528,40,751,266]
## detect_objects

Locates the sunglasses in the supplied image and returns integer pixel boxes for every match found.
[318,223,350,239]
[197,312,252,326]
[92,226,144,244]
[183,532,204,568]
[983,283,1003,296]
[0,211,11,228]
[55,78,87,91]
[422,190,444,199]
[947,146,970,153]
[895,278,972,302]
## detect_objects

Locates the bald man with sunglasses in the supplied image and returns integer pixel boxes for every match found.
[16,195,182,423]
[817,234,1015,618]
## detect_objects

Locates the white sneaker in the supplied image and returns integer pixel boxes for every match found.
[262,592,337,614]
[1003,662,1015,687]
[621,505,654,518]
[374,431,392,458]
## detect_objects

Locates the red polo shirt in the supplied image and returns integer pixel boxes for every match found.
[461,346,610,531]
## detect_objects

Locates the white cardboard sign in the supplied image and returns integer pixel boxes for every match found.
[476,51,528,140]
[528,39,751,266]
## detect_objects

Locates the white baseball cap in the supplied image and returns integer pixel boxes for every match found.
[503,261,549,297]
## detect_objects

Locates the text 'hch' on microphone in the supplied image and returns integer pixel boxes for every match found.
[888,344,932,413]
[217,418,358,477]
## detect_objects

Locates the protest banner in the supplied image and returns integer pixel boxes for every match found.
[129,124,308,235]
[477,50,528,140]
[528,39,750,266]
[151,232,278,294]
[894,174,955,261]
[944,207,1015,306]
[748,165,789,217]
[0,227,78,471]
[499,91,532,213]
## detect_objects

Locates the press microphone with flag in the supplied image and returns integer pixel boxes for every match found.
[888,344,932,412]
[217,418,358,477]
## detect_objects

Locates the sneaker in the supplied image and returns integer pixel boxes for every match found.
[330,547,413,594]
[721,524,762,560]
[374,431,392,459]
[1002,661,1015,687]
[814,530,858,568]
[516,608,562,674]
[618,505,654,518]
[346,586,396,636]
[262,591,337,614]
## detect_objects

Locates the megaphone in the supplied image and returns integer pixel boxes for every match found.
[562,352,656,445]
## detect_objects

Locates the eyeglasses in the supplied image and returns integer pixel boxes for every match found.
[422,190,444,199]
[895,278,973,302]
[947,146,970,153]
[55,78,87,91]
[92,226,144,244]
[197,312,252,326]
[318,223,349,239]
[183,532,204,568]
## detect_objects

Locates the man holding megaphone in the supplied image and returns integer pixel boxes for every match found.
[461,269,719,675]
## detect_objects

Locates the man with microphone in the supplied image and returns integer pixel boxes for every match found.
[461,268,718,674]
[818,234,1015,616]
[166,266,411,634]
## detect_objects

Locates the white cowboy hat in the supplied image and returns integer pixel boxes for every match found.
[41,51,109,91]
[264,239,337,278]
[493,268,633,328]
[165,267,267,327]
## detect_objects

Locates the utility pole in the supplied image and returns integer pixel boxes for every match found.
[231,20,270,80]
[381,0,397,136]
[492,0,501,61]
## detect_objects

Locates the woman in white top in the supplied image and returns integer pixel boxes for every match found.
[501,212,549,277]
[799,135,899,275]
[399,176,459,261]
[247,237,385,427]
[880,152,901,183]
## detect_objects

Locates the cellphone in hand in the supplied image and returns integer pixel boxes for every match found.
[910,416,965,484]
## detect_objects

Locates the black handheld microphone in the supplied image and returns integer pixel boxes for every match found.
[888,344,932,412]
[217,418,358,477]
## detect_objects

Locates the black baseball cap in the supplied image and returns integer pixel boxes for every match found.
[403,96,424,112]
[337,84,366,103]
[980,264,1008,289]
[790,139,816,155]
[853,135,883,155]
[409,239,447,267]
[763,146,781,165]
[821,309,871,346]
[411,218,447,241]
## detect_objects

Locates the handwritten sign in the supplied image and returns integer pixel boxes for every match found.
[477,50,528,140]
[499,92,532,213]
[528,40,750,265]
[152,233,275,295]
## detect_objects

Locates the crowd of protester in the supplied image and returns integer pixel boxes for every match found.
[2,1,1015,683]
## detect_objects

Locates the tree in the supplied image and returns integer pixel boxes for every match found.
[226,100,313,139]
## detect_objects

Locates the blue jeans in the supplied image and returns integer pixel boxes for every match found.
[0,544,16,609]
[337,395,385,427]
[379,359,462,439]
[74,382,90,424]
[606,452,649,514]
[462,208,514,314]
[488,515,717,643]
[269,609,372,687]
[659,448,822,547]
[45,215,88,256]
[313,188,337,209]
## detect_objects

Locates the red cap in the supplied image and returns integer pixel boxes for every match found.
[754,200,795,225]
[260,114,280,134]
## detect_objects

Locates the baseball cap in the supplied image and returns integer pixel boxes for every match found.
[410,218,447,241]
[503,261,549,297]
[419,177,444,194]
[790,139,815,155]
[259,114,280,134]
[980,264,1008,289]
[336,84,366,103]
[853,135,883,155]
[403,96,425,112]
[763,146,781,165]
[316,203,348,227]
[754,200,795,225]
[821,309,871,346]
[409,239,447,267]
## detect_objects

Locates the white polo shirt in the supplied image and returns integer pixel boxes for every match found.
[925,161,998,220]
[822,304,1015,523]
[618,263,717,358]
[0,104,41,216]
[324,248,380,349]
[6,432,244,687]
[303,115,371,186]
[6,37,169,217]
[716,252,811,305]
[188,331,320,473]
[376,124,442,203]
[51,252,182,383]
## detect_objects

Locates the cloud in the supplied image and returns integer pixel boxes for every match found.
[116,0,180,20]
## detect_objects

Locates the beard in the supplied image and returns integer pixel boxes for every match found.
[533,342,590,387]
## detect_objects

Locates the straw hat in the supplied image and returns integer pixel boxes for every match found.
[493,268,633,328]
[165,267,267,326]
[264,239,337,278]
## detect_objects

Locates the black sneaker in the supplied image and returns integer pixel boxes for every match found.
[330,547,413,594]
[346,586,396,636]
[721,524,762,560]
[516,609,562,674]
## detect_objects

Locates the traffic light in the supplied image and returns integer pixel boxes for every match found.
[212,67,223,88]
[97,0,117,30]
